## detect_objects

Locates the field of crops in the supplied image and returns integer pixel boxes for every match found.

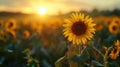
[0,10,120,67]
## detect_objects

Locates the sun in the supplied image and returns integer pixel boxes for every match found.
[38,7,46,15]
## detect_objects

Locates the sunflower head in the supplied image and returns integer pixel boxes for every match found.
[110,40,120,60]
[114,40,120,51]
[63,13,96,46]
[109,22,119,35]
[112,17,120,27]
[104,18,112,27]
[110,48,119,60]
[23,30,30,39]
[95,24,103,31]
[5,19,17,31]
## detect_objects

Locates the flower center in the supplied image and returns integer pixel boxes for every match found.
[71,21,87,36]
[8,22,13,28]
[112,25,117,31]
[113,48,117,53]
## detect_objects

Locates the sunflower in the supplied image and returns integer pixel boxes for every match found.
[108,22,119,35]
[110,48,119,60]
[23,30,30,39]
[110,40,120,60]
[95,24,103,31]
[63,13,96,45]
[104,18,112,27]
[114,40,120,52]
[5,19,17,31]
[112,17,120,27]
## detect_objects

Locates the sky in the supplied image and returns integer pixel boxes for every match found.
[0,0,120,15]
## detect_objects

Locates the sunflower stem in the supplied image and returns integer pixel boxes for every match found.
[77,45,86,57]
[78,45,81,56]
[92,46,104,57]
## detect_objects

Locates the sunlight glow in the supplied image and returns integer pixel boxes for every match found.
[38,7,46,15]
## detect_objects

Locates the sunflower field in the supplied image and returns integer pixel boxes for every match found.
[0,10,120,67]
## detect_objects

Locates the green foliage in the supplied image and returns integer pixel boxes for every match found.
[55,56,69,67]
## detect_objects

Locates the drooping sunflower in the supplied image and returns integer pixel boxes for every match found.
[63,13,96,45]
[114,40,120,52]
[110,40,120,60]
[110,48,119,60]
[108,22,119,35]
[5,19,17,31]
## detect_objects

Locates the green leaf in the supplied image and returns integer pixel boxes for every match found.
[92,60,104,67]
[28,60,39,67]
[55,56,69,67]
